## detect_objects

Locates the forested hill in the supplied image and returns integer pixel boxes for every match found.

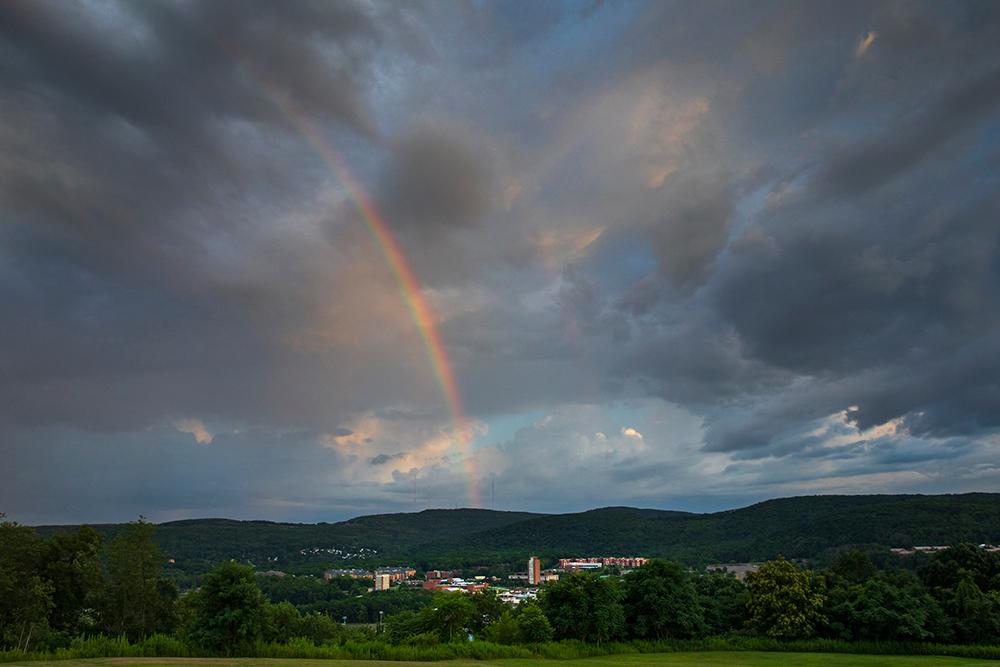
[433,493,1000,564]
[35,508,542,574]
[33,493,1000,572]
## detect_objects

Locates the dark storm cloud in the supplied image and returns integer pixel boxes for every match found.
[0,425,377,524]
[644,172,735,288]
[370,452,405,466]
[378,123,494,233]
[3,0,1000,522]
[0,0,433,434]
[466,0,1000,456]
[815,66,1000,198]
[0,0,377,136]
[698,115,1000,454]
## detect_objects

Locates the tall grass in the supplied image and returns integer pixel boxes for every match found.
[4,635,1000,662]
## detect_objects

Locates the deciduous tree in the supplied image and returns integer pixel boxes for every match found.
[695,571,747,635]
[539,572,624,644]
[0,518,53,652]
[190,561,267,653]
[515,601,554,643]
[103,518,171,639]
[624,560,704,639]
[423,591,475,642]
[746,557,825,638]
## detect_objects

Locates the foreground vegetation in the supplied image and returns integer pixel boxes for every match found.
[3,649,1000,666]
[5,514,1000,661]
[4,638,1000,664]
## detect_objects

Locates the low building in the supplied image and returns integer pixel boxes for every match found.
[705,563,758,581]
[424,577,489,593]
[376,566,417,582]
[324,568,371,580]
[558,557,649,571]
[498,588,538,606]
[560,561,603,572]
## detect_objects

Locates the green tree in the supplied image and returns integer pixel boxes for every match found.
[515,600,554,643]
[298,611,340,644]
[746,557,825,638]
[190,562,268,653]
[469,589,506,634]
[384,610,428,645]
[0,518,53,652]
[921,544,1000,594]
[103,518,172,639]
[824,571,942,641]
[828,549,877,585]
[695,571,747,635]
[624,560,704,639]
[949,575,1000,644]
[263,600,301,643]
[539,572,624,644]
[423,591,475,642]
[482,611,520,645]
[41,526,103,635]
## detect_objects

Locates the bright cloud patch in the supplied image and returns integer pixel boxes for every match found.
[173,418,213,445]
[855,30,877,57]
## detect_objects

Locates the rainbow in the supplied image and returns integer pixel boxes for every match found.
[237,64,480,508]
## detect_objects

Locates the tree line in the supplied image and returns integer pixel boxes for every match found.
[528,548,1000,645]
[1,517,176,651]
[3,514,1000,656]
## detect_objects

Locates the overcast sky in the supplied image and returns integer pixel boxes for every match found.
[2,0,1000,525]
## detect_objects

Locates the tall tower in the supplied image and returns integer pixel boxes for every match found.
[528,556,541,586]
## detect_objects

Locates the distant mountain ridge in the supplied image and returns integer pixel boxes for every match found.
[33,493,1000,572]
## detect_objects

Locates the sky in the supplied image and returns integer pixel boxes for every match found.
[2,0,1000,525]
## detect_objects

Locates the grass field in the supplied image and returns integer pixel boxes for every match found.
[6,654,1000,667]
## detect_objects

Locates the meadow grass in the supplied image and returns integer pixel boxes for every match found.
[3,653,1000,667]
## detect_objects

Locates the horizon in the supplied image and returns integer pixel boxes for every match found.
[19,490,1000,528]
[2,1,1000,525]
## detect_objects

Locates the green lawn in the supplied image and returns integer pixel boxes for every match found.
[6,654,1000,667]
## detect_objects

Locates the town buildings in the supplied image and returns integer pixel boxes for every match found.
[528,556,541,585]
[323,565,416,584]
[376,566,417,582]
[498,588,537,606]
[323,568,372,580]
[422,577,488,593]
[558,557,649,571]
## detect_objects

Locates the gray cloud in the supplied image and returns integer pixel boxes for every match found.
[370,452,405,465]
[379,123,494,233]
[815,66,1000,198]
[2,0,1000,522]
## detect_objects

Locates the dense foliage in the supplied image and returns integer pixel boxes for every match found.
[257,574,432,622]
[539,572,625,644]
[0,517,177,651]
[745,557,826,638]
[624,559,704,639]
[5,511,1000,659]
